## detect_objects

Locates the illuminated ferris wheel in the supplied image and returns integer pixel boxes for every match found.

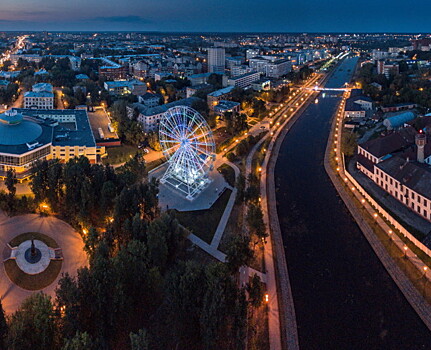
[159,106,215,200]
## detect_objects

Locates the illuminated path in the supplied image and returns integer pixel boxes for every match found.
[0,213,88,313]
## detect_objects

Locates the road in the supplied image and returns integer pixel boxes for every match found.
[239,68,331,350]
[0,35,27,66]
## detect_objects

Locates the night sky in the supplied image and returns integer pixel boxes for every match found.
[0,0,431,32]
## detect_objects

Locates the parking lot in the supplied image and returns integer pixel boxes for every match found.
[87,107,118,140]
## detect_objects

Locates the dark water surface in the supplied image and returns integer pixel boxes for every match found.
[275,57,431,349]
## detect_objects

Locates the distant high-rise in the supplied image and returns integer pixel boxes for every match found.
[207,47,225,74]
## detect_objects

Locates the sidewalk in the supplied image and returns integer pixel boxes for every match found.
[326,93,431,332]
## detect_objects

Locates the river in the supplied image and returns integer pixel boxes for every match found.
[275,56,431,349]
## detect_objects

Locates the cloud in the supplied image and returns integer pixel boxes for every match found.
[89,15,150,24]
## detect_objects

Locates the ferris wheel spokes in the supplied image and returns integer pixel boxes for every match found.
[159,106,216,200]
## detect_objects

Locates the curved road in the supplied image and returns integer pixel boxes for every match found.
[275,57,431,349]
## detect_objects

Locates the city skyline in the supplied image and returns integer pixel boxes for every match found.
[1,0,431,32]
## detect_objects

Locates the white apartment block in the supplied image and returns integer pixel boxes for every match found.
[227,72,261,89]
[208,47,225,73]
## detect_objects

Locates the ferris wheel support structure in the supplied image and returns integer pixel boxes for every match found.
[159,106,216,200]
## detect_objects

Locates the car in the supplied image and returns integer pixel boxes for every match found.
[260,126,266,129]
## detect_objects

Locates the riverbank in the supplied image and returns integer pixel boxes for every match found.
[261,59,342,349]
[274,55,431,349]
[326,89,431,331]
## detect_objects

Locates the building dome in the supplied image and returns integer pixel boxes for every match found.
[0,110,42,145]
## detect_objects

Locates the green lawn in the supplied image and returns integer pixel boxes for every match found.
[4,260,62,291]
[218,164,236,187]
[103,144,138,165]
[9,232,59,248]
[172,189,232,244]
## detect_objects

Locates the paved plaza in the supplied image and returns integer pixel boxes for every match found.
[0,213,88,313]
[14,240,51,275]
[150,162,228,212]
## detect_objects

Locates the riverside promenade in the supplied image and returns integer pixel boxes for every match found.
[326,94,431,331]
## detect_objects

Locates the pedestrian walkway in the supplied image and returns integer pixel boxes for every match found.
[0,213,88,313]
[326,94,431,332]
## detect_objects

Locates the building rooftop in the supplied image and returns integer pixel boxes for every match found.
[0,110,52,154]
[228,71,260,81]
[207,85,234,97]
[140,92,161,101]
[214,100,240,113]
[32,83,53,93]
[359,129,416,158]
[377,156,431,199]
[13,108,96,148]
[34,69,48,76]
[76,74,89,80]
[24,91,54,98]
[132,97,202,117]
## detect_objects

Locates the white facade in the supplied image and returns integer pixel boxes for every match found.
[208,47,225,73]
[227,72,261,89]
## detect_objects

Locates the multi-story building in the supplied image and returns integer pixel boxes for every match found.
[24,83,54,110]
[265,59,291,78]
[138,93,162,108]
[0,108,103,181]
[127,97,203,132]
[246,49,260,60]
[213,100,240,115]
[252,79,271,92]
[357,130,431,222]
[186,84,212,98]
[377,60,399,79]
[99,59,128,80]
[207,47,225,74]
[249,57,291,78]
[188,73,212,86]
[207,86,235,110]
[343,89,373,119]
[104,80,146,96]
[231,65,253,77]
[227,72,261,89]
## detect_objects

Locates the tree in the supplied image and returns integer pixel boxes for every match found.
[225,235,254,274]
[130,329,150,350]
[246,204,267,242]
[7,293,58,350]
[62,332,94,350]
[147,132,161,151]
[200,263,247,349]
[0,300,7,350]
[207,73,223,89]
[5,168,16,197]
[235,173,246,202]
[55,274,81,340]
[83,228,100,260]
[165,261,207,343]
[235,139,249,157]
[247,274,264,308]
[191,98,209,121]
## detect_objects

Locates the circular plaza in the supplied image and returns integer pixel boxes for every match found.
[0,212,88,313]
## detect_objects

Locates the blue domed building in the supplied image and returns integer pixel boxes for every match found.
[0,108,101,181]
